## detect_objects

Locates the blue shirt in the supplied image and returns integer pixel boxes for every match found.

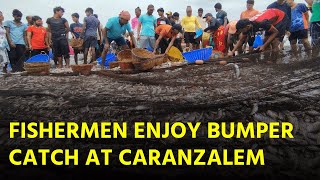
[138,14,156,37]
[291,3,309,32]
[4,21,27,45]
[70,23,83,39]
[106,17,132,39]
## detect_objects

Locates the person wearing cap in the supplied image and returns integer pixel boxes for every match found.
[4,9,28,72]
[137,4,157,49]
[157,8,170,26]
[181,6,202,50]
[203,13,226,53]
[214,3,228,27]
[100,11,136,69]
[166,11,172,19]
[81,8,102,64]
[166,11,176,26]
[228,8,286,57]
[154,24,183,54]
[224,20,241,54]
[240,0,260,19]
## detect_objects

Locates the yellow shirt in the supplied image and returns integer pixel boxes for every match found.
[181,16,201,32]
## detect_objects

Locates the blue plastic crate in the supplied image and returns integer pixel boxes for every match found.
[182,47,213,63]
[26,54,50,63]
[96,53,117,67]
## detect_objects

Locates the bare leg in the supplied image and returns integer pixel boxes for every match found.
[65,58,70,68]
[54,57,58,65]
[302,38,312,51]
[57,57,63,68]
[3,64,7,73]
[90,47,96,64]
[271,39,281,63]
[74,51,78,65]
[248,46,253,53]
[290,39,298,53]
[84,48,89,64]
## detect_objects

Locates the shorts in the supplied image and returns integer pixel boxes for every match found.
[107,37,127,47]
[265,17,289,42]
[139,36,155,49]
[52,38,70,58]
[289,29,309,42]
[184,32,198,44]
[310,22,320,46]
[84,36,98,48]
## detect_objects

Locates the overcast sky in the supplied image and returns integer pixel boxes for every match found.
[1,0,307,27]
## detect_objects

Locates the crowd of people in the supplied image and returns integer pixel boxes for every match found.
[0,0,319,72]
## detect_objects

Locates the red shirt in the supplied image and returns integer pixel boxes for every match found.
[212,26,226,53]
[155,25,176,39]
[27,25,47,49]
[250,9,285,26]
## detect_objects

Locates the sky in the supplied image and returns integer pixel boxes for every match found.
[1,0,307,26]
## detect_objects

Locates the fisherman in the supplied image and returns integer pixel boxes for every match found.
[181,6,202,50]
[267,0,292,50]
[81,8,102,64]
[131,7,141,47]
[70,13,83,65]
[224,20,240,55]
[228,8,287,56]
[137,4,157,50]
[4,9,28,72]
[214,3,229,27]
[203,13,225,53]
[240,0,260,52]
[153,24,183,54]
[287,0,312,52]
[305,0,320,50]
[46,6,70,68]
[100,11,136,69]
[27,16,49,57]
[156,8,170,26]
